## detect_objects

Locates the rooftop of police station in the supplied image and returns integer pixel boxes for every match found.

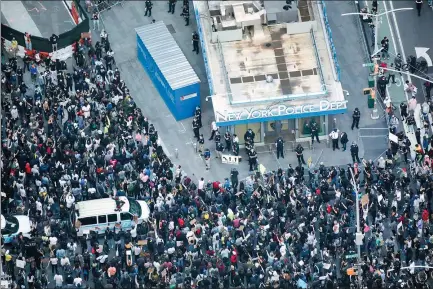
[193,0,346,125]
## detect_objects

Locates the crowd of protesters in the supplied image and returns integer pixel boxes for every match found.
[2,13,433,289]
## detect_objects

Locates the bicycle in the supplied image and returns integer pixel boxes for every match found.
[402,55,428,74]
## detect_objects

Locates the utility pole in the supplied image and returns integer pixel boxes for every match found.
[378,67,433,84]
[349,167,363,289]
[341,7,413,120]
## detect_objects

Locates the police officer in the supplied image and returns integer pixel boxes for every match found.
[230,168,239,191]
[329,128,340,151]
[192,32,200,54]
[275,137,284,159]
[192,117,200,140]
[350,141,361,163]
[224,131,231,152]
[203,148,211,170]
[248,148,257,171]
[181,4,190,26]
[198,134,205,152]
[195,106,202,128]
[400,102,408,121]
[295,144,306,166]
[416,0,422,16]
[168,0,176,14]
[144,0,153,17]
[244,128,255,145]
[351,108,361,130]
[310,122,320,144]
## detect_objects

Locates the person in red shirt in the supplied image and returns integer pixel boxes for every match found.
[230,250,237,265]
[422,209,429,222]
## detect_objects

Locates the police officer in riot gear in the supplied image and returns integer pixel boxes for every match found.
[192,31,200,54]
[224,131,231,152]
[248,148,258,171]
[181,4,190,26]
[311,122,320,144]
[351,108,361,130]
[168,0,176,14]
[350,141,361,163]
[192,117,200,140]
[244,128,255,145]
[295,144,306,166]
[144,0,153,17]
[275,137,284,159]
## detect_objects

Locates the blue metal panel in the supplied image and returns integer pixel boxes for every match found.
[137,44,177,116]
[174,83,201,120]
[215,109,347,127]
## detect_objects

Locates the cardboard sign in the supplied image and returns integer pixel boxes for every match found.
[16,260,26,268]
[361,194,369,206]
[221,154,240,165]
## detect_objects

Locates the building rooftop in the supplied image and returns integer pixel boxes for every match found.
[193,0,346,126]
[222,26,322,103]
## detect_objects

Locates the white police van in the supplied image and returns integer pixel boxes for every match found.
[1,214,32,243]
[75,196,150,234]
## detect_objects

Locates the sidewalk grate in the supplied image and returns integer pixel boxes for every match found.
[166,24,176,34]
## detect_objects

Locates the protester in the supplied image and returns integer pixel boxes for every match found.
[2,4,433,289]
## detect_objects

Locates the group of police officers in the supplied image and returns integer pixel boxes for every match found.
[190,107,362,172]
[145,0,190,26]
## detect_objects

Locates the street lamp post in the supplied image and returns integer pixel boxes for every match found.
[349,167,363,289]
[341,7,413,120]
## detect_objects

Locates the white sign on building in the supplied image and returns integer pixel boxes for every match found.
[215,100,348,123]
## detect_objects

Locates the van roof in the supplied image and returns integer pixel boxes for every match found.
[76,197,129,218]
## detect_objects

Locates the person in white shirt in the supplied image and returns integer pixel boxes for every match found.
[54,273,63,288]
[73,276,83,287]
[65,193,75,209]
[130,226,137,242]
[198,177,204,191]
[60,256,70,268]
[209,121,218,140]
[49,236,58,250]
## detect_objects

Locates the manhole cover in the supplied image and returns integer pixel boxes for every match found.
[166,24,176,34]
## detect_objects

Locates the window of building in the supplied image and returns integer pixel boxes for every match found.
[233,123,262,145]
[79,217,97,226]
[298,116,325,138]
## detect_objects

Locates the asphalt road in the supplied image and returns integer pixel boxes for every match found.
[20,0,75,38]
[387,0,433,96]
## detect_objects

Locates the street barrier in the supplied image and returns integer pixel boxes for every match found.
[319,0,341,81]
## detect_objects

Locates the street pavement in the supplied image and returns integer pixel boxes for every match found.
[1,1,75,38]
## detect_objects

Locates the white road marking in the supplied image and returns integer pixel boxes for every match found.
[61,0,77,25]
[157,138,171,157]
[384,0,410,102]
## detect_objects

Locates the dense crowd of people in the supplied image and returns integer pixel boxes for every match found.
[2,6,433,289]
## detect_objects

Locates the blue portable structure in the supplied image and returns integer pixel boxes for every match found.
[135,21,201,121]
